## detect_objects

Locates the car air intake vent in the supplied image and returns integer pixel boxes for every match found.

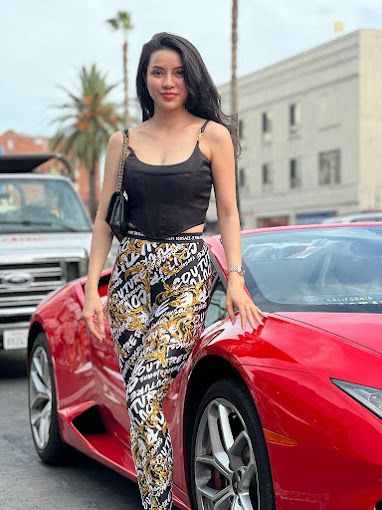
[72,405,107,435]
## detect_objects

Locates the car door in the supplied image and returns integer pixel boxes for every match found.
[88,280,132,447]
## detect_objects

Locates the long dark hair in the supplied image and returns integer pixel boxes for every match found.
[136,32,240,156]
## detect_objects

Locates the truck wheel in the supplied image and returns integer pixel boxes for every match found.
[189,377,275,509]
[28,332,74,464]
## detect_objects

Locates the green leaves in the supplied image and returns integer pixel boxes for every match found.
[50,64,123,218]
[50,64,122,167]
[106,11,134,33]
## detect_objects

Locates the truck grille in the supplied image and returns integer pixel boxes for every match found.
[0,260,81,328]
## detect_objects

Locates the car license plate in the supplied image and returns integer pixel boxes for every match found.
[3,329,28,350]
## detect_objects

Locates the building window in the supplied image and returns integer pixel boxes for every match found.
[7,139,15,150]
[257,216,290,228]
[262,163,273,191]
[239,167,246,187]
[261,111,272,142]
[289,102,301,134]
[319,149,341,185]
[289,158,301,188]
[238,119,244,139]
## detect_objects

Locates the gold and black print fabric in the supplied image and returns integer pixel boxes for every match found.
[107,230,213,509]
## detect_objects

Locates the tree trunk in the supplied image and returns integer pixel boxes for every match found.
[123,39,129,127]
[231,0,242,224]
[88,156,98,221]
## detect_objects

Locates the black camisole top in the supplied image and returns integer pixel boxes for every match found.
[122,119,213,240]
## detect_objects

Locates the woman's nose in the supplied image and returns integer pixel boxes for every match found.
[163,73,175,87]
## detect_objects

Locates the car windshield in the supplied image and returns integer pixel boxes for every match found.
[0,178,91,233]
[242,226,382,314]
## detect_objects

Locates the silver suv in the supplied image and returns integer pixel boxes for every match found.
[0,154,94,351]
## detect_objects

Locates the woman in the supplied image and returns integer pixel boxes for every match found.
[83,32,267,510]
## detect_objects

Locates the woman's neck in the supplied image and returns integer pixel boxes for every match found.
[149,107,195,132]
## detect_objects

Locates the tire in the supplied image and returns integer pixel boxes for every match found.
[28,332,75,464]
[189,377,275,510]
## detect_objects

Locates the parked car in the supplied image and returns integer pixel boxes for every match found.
[27,223,382,510]
[322,211,382,223]
[0,153,114,352]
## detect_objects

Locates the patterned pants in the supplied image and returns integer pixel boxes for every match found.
[107,229,214,509]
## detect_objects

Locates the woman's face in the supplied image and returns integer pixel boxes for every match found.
[146,49,188,111]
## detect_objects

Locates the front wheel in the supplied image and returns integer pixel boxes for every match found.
[189,377,275,509]
[28,332,75,464]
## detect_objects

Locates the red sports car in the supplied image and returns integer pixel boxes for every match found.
[27,223,382,510]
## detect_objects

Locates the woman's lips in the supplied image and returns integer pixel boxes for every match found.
[161,93,177,100]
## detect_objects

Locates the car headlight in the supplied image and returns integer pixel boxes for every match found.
[332,379,382,419]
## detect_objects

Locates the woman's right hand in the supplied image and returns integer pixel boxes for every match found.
[82,291,105,342]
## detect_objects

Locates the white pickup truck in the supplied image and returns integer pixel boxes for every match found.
[0,153,113,351]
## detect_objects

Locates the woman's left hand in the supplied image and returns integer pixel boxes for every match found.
[226,275,268,330]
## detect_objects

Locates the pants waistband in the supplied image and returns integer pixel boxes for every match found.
[123,229,205,243]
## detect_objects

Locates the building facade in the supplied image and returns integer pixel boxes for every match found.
[210,29,382,229]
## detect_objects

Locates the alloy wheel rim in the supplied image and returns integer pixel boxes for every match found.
[194,397,260,510]
[29,346,52,450]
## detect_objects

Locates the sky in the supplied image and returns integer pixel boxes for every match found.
[2,0,382,136]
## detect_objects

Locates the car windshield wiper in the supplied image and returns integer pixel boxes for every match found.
[0,219,79,232]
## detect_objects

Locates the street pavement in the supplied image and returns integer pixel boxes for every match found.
[0,350,143,510]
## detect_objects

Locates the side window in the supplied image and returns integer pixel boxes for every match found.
[205,277,227,328]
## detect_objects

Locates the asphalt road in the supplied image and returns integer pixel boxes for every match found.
[0,350,143,510]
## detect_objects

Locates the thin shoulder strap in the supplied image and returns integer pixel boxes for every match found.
[115,128,129,193]
[197,119,209,143]
[200,119,209,132]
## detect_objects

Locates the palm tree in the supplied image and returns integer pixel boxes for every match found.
[231,0,242,223]
[50,64,122,219]
[106,11,134,127]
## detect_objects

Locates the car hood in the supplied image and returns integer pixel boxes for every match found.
[275,312,382,354]
[0,232,92,261]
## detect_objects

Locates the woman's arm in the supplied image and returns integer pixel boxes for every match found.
[208,121,267,330]
[82,130,124,340]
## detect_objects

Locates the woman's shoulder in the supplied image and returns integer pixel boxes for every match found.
[108,129,124,145]
[108,125,135,146]
[203,119,231,143]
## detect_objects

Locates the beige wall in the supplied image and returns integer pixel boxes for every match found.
[359,30,382,210]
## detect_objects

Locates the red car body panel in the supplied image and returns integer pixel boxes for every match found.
[28,223,382,510]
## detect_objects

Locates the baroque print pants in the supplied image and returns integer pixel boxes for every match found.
[107,229,214,510]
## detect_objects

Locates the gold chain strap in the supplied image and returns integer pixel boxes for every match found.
[115,129,129,193]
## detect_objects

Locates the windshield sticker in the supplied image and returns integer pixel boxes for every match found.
[304,294,382,305]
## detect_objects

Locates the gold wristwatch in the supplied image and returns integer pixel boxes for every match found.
[227,265,245,277]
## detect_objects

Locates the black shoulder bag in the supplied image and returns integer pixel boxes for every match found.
[105,128,130,240]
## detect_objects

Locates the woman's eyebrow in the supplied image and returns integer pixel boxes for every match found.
[151,65,183,70]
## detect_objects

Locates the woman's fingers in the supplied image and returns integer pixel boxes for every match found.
[83,308,105,342]
[240,306,248,330]
[246,303,259,330]
[227,295,270,330]
[226,298,235,324]
[95,308,105,337]
[240,301,269,330]
[83,314,97,338]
